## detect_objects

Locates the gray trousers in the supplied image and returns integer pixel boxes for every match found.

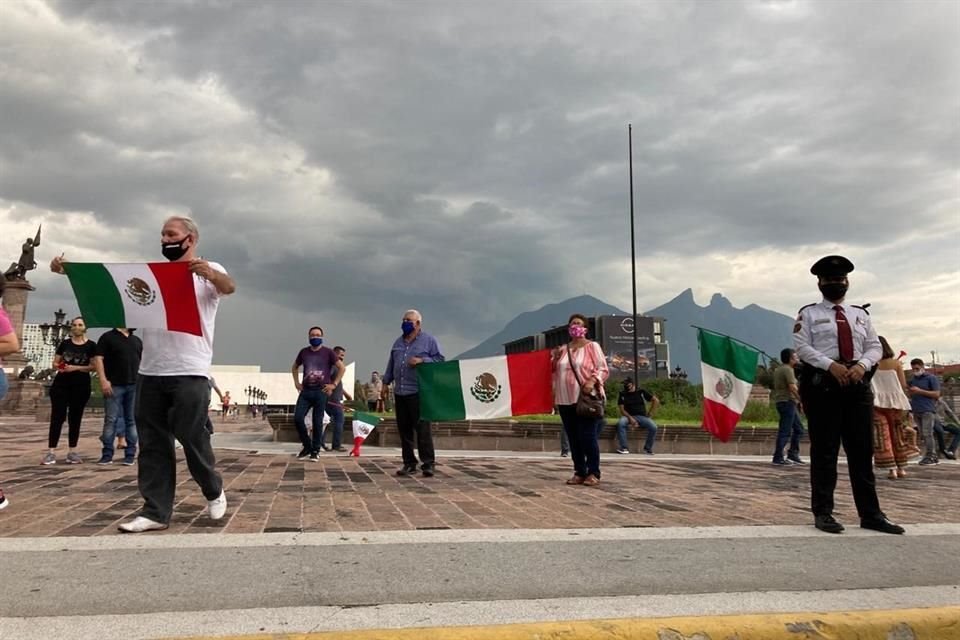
[915,412,937,459]
[135,375,222,524]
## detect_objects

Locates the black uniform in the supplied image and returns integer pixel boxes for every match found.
[792,255,902,534]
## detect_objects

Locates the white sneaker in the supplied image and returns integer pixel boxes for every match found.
[207,490,227,520]
[118,516,168,533]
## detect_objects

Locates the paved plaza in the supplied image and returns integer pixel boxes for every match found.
[1,415,957,537]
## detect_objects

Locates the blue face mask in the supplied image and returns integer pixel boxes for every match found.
[309,337,323,347]
[401,321,416,335]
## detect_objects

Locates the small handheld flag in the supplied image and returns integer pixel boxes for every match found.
[350,412,381,457]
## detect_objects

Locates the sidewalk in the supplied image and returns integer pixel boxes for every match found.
[1,415,957,537]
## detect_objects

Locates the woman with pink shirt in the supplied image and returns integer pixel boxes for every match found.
[551,313,610,486]
[0,279,22,510]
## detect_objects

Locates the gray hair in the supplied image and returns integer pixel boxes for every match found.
[164,215,200,242]
[404,309,422,322]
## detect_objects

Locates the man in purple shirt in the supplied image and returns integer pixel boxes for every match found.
[291,326,344,461]
[382,309,444,477]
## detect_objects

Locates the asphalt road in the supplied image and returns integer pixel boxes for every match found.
[3,526,959,618]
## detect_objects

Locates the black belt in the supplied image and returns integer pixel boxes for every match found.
[800,362,875,389]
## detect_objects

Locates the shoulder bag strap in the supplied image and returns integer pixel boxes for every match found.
[566,344,584,389]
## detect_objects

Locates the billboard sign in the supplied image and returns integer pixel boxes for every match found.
[599,315,658,378]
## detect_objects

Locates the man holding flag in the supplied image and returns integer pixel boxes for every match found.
[52,215,235,532]
[794,255,903,535]
[382,309,443,478]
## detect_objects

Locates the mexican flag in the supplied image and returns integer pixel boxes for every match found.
[698,329,759,442]
[351,412,381,441]
[350,412,381,457]
[63,262,202,336]
[417,350,554,421]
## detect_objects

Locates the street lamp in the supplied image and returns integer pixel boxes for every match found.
[39,308,71,346]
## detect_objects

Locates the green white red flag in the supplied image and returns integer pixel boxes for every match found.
[351,412,380,441]
[62,262,202,335]
[350,412,381,457]
[416,350,554,421]
[698,329,759,442]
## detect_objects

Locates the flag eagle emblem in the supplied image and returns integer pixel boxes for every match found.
[124,277,156,307]
[469,372,502,404]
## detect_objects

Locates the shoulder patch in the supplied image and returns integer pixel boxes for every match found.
[793,322,802,333]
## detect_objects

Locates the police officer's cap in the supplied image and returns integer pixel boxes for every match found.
[810,255,854,277]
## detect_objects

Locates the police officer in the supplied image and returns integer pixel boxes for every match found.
[793,255,904,535]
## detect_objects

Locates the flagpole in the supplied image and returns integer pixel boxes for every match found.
[628,124,639,384]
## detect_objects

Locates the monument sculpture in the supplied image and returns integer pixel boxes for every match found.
[4,227,41,281]
[1,225,50,416]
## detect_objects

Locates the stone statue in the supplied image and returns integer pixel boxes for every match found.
[17,365,35,380]
[4,226,41,281]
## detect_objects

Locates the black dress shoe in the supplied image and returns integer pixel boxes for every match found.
[421,466,435,478]
[396,465,418,477]
[814,514,845,533]
[860,515,905,535]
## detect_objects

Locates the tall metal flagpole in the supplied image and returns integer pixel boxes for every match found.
[628,124,639,384]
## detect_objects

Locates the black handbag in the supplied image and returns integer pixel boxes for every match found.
[567,345,605,418]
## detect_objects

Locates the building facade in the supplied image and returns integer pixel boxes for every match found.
[505,314,670,380]
[18,323,58,371]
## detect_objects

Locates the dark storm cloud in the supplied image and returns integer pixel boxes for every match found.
[3,0,958,369]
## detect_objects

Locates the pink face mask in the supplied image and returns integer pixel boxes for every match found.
[568,324,588,339]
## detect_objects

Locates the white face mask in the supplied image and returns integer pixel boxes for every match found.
[912,369,924,377]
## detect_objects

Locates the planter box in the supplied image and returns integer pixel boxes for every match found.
[265,414,799,456]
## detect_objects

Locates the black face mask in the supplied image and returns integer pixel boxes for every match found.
[818,282,848,302]
[162,238,188,261]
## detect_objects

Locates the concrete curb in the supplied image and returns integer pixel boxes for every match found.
[175,606,960,639]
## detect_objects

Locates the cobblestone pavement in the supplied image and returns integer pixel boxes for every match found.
[1,416,957,537]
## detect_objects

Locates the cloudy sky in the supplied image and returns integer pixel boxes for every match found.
[2,0,957,376]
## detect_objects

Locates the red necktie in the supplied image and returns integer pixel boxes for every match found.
[834,305,854,361]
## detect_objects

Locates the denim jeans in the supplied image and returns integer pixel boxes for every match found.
[773,401,805,462]
[323,403,345,449]
[294,388,328,454]
[0,372,7,401]
[558,404,602,478]
[915,412,937,458]
[101,384,138,460]
[934,419,960,453]
[616,415,658,451]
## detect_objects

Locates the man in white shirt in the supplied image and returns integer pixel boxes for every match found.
[54,216,236,532]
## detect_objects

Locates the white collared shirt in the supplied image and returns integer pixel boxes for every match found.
[139,261,226,377]
[793,299,881,372]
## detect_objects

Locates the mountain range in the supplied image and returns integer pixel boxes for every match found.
[456,290,794,383]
